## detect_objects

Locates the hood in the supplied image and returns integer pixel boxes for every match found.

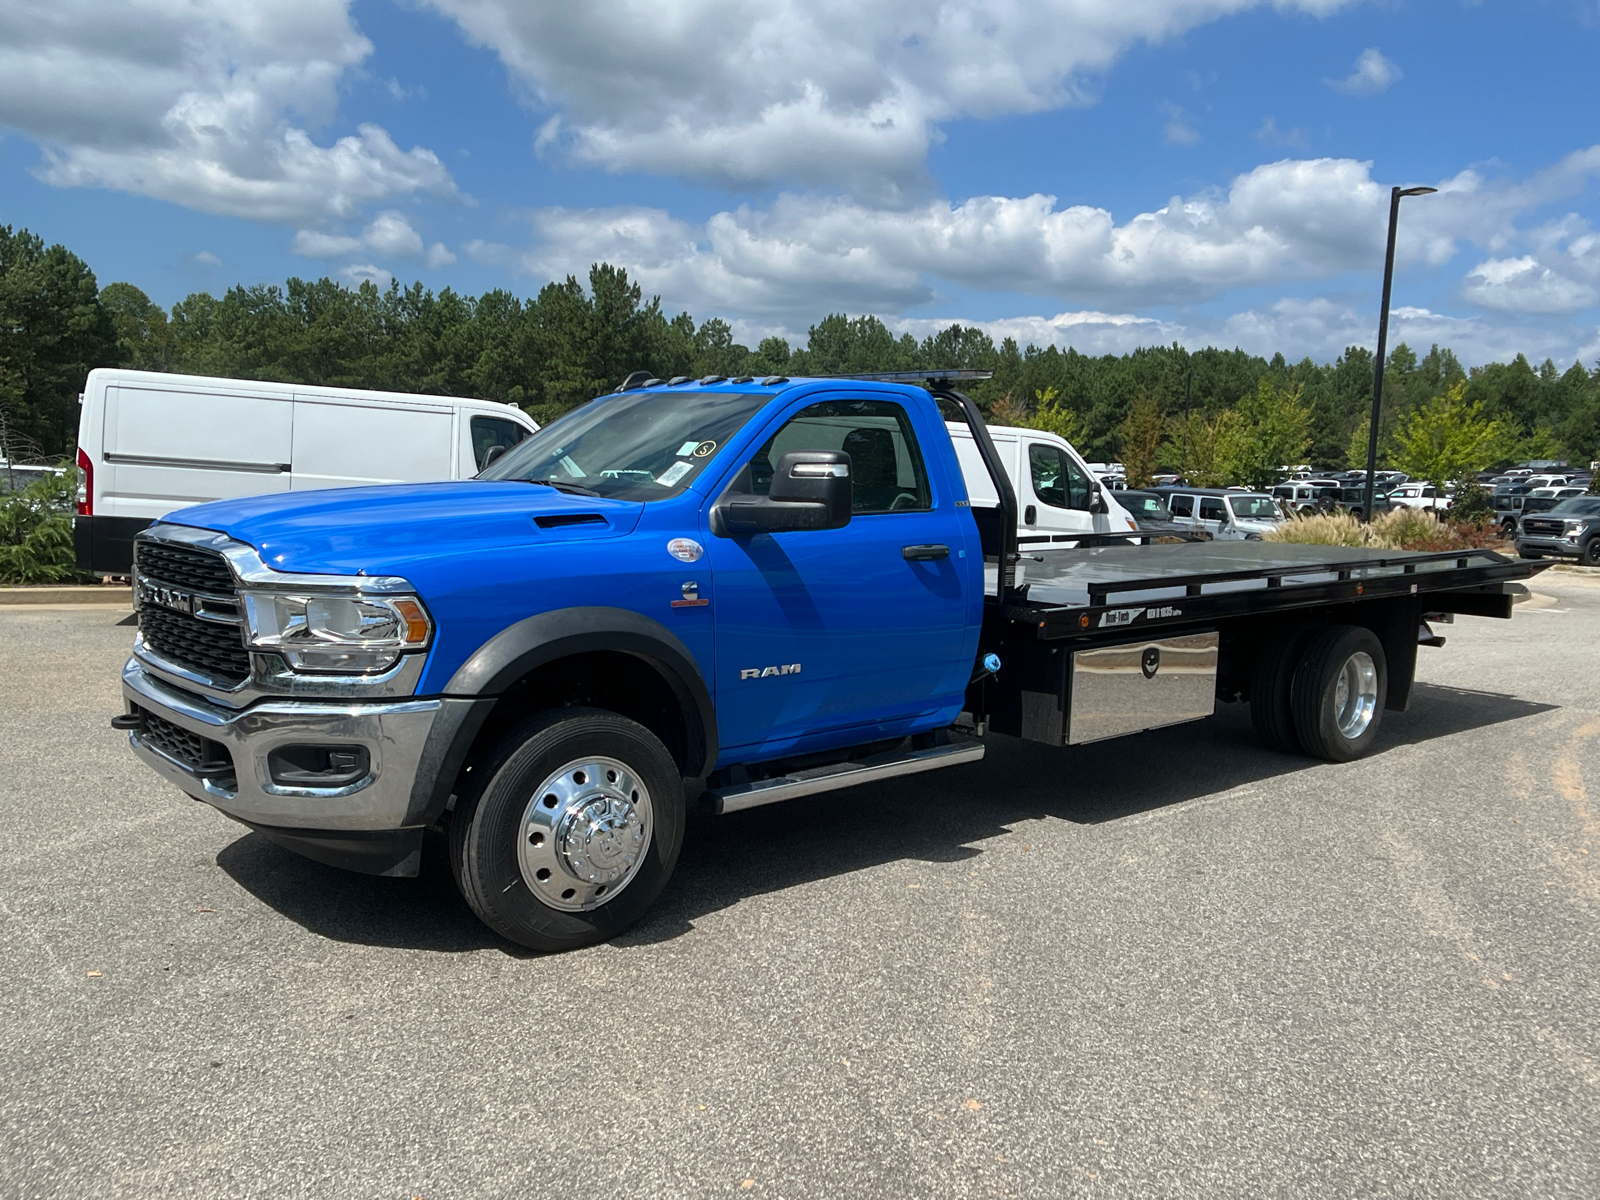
[163,481,645,576]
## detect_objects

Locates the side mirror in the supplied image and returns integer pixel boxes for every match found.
[1088,486,1108,515]
[713,450,852,536]
[480,444,506,470]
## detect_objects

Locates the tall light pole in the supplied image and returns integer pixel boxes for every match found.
[1362,185,1437,522]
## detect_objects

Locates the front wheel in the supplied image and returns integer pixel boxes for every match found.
[450,707,686,952]
[1582,537,1600,567]
[1290,626,1387,763]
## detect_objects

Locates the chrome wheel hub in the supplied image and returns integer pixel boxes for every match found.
[517,757,652,913]
[1333,650,1379,741]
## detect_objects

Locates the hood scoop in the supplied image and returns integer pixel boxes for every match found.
[534,512,608,530]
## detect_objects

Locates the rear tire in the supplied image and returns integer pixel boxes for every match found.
[450,707,685,952]
[1290,626,1387,763]
[1251,626,1314,753]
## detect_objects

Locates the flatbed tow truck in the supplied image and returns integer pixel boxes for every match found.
[116,370,1546,949]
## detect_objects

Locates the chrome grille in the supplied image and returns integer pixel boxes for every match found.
[1521,517,1565,537]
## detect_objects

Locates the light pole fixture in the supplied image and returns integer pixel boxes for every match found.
[1362,184,1438,523]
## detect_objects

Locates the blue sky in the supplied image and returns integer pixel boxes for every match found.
[2,0,1598,366]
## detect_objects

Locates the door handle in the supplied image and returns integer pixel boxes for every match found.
[902,543,949,561]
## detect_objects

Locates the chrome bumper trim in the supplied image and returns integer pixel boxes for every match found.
[122,659,443,831]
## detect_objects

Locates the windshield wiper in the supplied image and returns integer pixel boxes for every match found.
[518,477,602,497]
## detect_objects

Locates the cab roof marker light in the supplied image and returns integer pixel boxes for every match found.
[730,376,755,384]
[642,378,664,388]
[761,376,789,386]
[614,370,653,392]
[699,374,727,385]
[667,376,692,386]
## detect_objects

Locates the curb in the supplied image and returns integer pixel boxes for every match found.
[0,586,132,607]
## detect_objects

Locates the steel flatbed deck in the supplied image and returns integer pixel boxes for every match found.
[1000,541,1545,640]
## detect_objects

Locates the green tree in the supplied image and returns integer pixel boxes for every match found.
[1217,377,1312,489]
[1389,382,1517,490]
[1118,393,1163,486]
[100,282,170,371]
[0,226,119,457]
[1164,409,1236,488]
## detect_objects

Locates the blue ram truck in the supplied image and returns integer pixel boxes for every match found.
[118,371,1545,950]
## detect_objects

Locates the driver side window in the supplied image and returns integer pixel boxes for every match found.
[737,398,931,514]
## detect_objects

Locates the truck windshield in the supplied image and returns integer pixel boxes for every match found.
[1123,494,1171,519]
[476,390,770,501]
[1229,496,1281,520]
[1551,498,1600,515]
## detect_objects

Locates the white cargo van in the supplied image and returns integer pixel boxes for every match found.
[947,423,1140,544]
[74,368,537,574]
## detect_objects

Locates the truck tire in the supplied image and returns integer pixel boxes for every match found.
[1251,626,1314,753]
[449,707,686,952]
[1289,626,1387,763]
[1582,537,1600,567]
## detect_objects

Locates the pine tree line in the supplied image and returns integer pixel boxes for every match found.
[5,225,1599,468]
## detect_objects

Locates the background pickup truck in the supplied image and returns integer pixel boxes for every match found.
[117,370,1545,951]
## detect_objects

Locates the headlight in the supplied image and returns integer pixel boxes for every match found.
[243,591,431,673]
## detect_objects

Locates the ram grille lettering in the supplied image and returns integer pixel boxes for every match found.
[740,664,801,680]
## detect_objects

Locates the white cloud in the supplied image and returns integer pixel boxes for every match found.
[339,263,393,288]
[292,211,454,263]
[423,0,1357,192]
[511,154,1600,316]
[362,210,425,257]
[1327,48,1402,97]
[1462,256,1598,314]
[1159,101,1200,145]
[1253,116,1308,149]
[1,0,461,222]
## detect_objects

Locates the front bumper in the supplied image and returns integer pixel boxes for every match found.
[122,658,465,834]
[1516,534,1581,556]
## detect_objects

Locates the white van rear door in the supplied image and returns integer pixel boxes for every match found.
[102,383,292,518]
[291,400,453,490]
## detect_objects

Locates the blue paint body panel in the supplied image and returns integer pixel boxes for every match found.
[163,380,986,771]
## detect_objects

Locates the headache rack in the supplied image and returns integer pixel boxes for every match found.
[1005,543,1542,639]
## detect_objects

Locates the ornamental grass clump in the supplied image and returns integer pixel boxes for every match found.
[1263,511,1369,547]
[1265,505,1507,553]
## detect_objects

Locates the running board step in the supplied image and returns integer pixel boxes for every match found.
[708,735,986,815]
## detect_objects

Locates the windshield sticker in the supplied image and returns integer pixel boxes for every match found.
[656,460,694,487]
[558,455,586,477]
[692,440,718,458]
[667,537,704,562]
[676,440,700,456]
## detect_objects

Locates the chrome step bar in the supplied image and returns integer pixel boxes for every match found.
[708,734,986,815]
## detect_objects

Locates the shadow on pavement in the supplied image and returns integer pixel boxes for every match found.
[215,680,1555,954]
[216,830,514,954]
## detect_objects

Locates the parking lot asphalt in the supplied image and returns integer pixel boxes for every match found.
[3,576,1599,1199]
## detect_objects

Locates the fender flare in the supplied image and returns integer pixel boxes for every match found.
[442,605,718,776]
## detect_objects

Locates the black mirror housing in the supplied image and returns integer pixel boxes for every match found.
[713,450,852,536]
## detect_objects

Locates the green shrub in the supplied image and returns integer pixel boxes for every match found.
[0,468,95,585]
[1448,478,1494,524]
